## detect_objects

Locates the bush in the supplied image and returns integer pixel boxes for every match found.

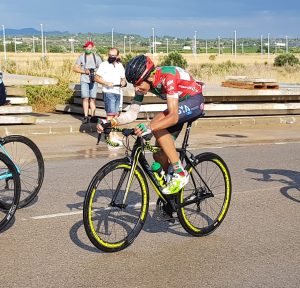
[26,82,73,112]
[274,53,300,67]
[158,51,188,69]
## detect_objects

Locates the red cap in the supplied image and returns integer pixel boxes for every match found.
[83,41,94,48]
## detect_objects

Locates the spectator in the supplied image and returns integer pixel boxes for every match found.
[95,48,127,147]
[73,41,102,123]
[0,72,10,106]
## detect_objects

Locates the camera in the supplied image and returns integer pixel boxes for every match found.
[89,68,95,82]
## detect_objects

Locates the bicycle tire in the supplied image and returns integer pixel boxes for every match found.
[1,135,44,208]
[0,152,21,231]
[83,159,149,252]
[177,152,232,236]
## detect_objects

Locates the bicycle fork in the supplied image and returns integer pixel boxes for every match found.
[110,148,142,209]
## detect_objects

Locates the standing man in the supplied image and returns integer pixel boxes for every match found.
[95,48,127,147]
[73,41,102,124]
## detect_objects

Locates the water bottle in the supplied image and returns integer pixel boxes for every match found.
[151,162,166,187]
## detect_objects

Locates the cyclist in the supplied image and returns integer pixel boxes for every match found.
[97,54,204,195]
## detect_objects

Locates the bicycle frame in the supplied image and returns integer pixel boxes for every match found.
[121,120,209,211]
[0,138,21,174]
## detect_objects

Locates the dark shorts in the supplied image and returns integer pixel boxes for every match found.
[165,93,205,139]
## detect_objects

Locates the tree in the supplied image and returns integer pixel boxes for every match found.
[158,51,188,69]
[274,53,300,67]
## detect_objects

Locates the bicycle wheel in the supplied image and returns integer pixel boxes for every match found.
[0,152,21,231]
[177,152,232,236]
[83,159,149,252]
[1,135,44,208]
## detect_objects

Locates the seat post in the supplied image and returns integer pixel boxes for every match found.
[181,121,193,150]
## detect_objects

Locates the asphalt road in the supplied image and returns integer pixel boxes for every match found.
[1,141,300,288]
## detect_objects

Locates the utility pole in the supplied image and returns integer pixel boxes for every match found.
[2,25,7,61]
[111,28,114,47]
[40,24,45,59]
[267,33,270,59]
[218,36,221,56]
[194,30,197,55]
[261,35,263,58]
[152,27,155,55]
[234,30,237,58]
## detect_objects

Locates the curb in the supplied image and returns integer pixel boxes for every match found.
[1,114,300,137]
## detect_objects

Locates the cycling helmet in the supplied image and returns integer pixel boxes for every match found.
[125,55,154,85]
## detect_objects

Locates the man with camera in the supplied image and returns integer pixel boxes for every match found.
[94,47,126,148]
[73,41,102,124]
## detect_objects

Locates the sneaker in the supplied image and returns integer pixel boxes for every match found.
[112,137,123,146]
[162,171,189,195]
[82,116,90,124]
[106,138,120,148]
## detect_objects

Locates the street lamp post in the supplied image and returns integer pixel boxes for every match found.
[14,37,17,53]
[152,28,155,55]
[32,36,35,53]
[40,24,45,59]
[123,35,127,55]
[111,28,114,47]
[45,37,47,54]
[2,25,7,61]
[267,33,270,59]
[166,38,169,54]
[194,30,197,55]
[234,30,237,58]
[261,35,263,58]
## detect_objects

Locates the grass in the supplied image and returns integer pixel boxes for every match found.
[1,52,300,111]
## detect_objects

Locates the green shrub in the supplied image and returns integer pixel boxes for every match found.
[209,54,216,61]
[274,53,300,67]
[26,82,73,112]
[158,51,188,69]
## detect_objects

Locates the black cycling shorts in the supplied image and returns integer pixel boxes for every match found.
[165,93,205,139]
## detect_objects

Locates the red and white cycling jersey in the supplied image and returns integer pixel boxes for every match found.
[150,66,202,101]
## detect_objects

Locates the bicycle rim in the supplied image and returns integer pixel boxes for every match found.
[0,153,21,231]
[83,160,149,252]
[177,152,231,236]
[1,135,44,208]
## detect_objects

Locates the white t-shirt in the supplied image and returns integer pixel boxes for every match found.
[96,61,125,94]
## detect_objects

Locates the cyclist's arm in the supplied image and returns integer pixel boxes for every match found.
[115,93,143,125]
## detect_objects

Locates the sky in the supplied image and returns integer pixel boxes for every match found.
[1,0,300,39]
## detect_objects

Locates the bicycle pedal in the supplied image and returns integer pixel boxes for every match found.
[153,207,176,223]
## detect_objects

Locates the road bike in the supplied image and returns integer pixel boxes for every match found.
[83,119,232,252]
[0,135,44,208]
[0,152,21,231]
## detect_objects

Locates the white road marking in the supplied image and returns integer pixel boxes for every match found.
[29,184,284,220]
[31,201,158,220]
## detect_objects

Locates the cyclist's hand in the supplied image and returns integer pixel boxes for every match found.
[134,123,152,137]
[96,123,104,133]
[96,119,111,134]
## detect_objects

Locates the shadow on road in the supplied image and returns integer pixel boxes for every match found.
[246,168,300,203]
[67,190,190,253]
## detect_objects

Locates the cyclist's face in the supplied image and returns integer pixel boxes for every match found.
[134,81,150,94]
